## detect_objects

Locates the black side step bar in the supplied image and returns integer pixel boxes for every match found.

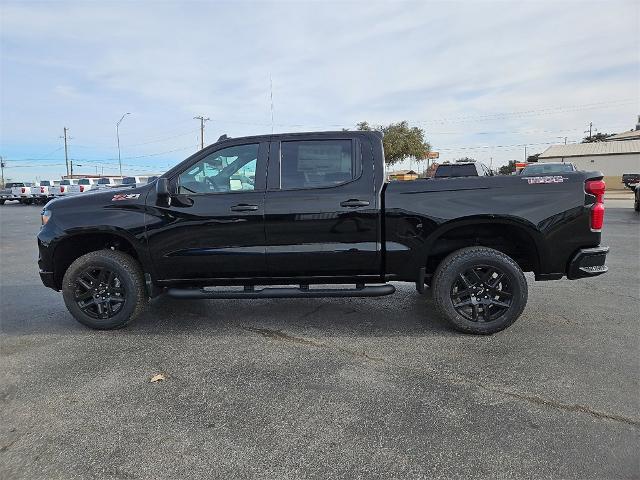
[166,284,396,300]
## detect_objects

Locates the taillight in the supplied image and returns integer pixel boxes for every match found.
[586,179,606,232]
[80,185,85,192]
[41,186,45,193]
[60,186,65,193]
[21,187,26,193]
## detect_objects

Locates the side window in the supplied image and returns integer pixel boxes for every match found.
[178,143,259,194]
[280,139,357,190]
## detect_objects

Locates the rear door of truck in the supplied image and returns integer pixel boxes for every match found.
[264,133,381,277]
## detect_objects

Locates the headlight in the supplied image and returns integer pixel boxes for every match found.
[41,209,52,225]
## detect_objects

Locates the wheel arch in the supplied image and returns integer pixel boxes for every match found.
[52,228,150,289]
[423,216,544,276]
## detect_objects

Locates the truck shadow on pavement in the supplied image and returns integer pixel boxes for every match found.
[0,283,455,337]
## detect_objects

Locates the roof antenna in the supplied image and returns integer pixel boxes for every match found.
[270,74,274,134]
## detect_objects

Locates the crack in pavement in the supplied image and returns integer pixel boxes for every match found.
[241,326,384,361]
[241,325,640,428]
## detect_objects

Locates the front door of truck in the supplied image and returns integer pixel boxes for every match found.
[264,135,381,277]
[146,141,268,281]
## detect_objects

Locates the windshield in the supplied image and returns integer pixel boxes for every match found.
[521,163,574,175]
[122,177,137,185]
[97,178,111,184]
[40,181,51,186]
[78,179,91,185]
[435,164,477,177]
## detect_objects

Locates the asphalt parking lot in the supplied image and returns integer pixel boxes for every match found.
[1,199,638,479]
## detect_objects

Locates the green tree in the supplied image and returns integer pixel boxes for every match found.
[498,160,517,175]
[357,121,430,166]
[582,132,614,143]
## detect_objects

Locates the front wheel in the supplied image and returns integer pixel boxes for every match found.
[432,247,528,334]
[62,250,146,329]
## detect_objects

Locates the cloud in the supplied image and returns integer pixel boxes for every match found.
[1,0,638,179]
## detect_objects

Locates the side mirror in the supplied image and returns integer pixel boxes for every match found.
[156,177,171,206]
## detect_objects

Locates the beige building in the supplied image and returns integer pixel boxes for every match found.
[538,140,640,190]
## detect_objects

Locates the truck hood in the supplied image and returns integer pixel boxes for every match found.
[45,184,152,211]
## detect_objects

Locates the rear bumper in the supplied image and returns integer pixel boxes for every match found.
[567,246,609,279]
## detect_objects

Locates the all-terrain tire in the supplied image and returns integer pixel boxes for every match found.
[432,246,528,334]
[62,249,146,329]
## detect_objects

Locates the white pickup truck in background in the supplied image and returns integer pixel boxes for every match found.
[56,179,79,197]
[11,183,35,204]
[67,178,98,194]
[31,180,61,204]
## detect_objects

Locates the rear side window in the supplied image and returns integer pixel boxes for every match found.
[280,140,357,189]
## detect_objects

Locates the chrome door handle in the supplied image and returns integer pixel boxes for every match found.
[230,204,259,212]
[340,199,370,208]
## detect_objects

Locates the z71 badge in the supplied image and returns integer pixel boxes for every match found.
[112,193,140,201]
[522,176,566,184]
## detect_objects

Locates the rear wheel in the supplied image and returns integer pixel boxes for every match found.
[432,247,528,334]
[62,250,146,329]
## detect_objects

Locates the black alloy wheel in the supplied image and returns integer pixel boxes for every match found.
[74,267,126,319]
[62,249,146,329]
[432,246,528,334]
[450,265,512,323]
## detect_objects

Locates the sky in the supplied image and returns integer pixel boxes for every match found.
[1,0,639,182]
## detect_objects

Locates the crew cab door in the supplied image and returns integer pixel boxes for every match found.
[146,141,268,281]
[264,134,381,277]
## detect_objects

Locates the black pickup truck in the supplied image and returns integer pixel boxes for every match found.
[37,131,609,334]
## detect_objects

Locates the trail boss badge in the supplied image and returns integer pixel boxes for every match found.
[521,176,566,184]
[112,193,140,201]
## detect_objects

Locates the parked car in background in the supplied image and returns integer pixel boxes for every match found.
[1,182,28,204]
[56,179,79,197]
[622,173,640,190]
[434,161,492,178]
[11,182,35,204]
[121,176,150,188]
[31,180,61,204]
[93,177,123,190]
[519,162,577,176]
[67,178,98,194]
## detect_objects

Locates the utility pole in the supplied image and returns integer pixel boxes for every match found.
[0,156,5,188]
[524,145,527,162]
[62,127,70,177]
[584,122,597,141]
[116,113,131,178]
[194,115,210,150]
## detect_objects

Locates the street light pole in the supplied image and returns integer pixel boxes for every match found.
[116,113,131,177]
